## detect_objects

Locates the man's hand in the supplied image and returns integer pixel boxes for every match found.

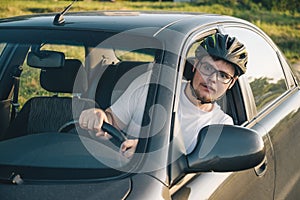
[79,108,112,139]
[80,108,137,158]
[120,139,138,158]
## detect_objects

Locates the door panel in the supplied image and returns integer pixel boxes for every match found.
[257,91,300,199]
[209,130,275,200]
[223,24,300,199]
[172,128,275,200]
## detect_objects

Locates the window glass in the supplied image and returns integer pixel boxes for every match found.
[19,44,85,107]
[225,27,288,112]
[41,44,85,63]
[115,48,156,62]
[0,29,163,180]
[0,43,6,56]
[186,41,201,58]
[19,63,48,107]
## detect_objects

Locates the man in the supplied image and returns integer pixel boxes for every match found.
[79,33,248,157]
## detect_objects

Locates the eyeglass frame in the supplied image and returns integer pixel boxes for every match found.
[195,61,235,84]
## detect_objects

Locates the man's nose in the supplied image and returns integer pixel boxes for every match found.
[207,71,217,82]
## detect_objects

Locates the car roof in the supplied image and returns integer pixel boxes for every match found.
[0,11,247,35]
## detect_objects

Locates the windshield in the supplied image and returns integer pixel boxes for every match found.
[0,29,163,182]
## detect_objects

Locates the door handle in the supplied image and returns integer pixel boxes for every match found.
[254,156,267,177]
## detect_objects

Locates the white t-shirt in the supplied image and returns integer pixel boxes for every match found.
[177,81,233,154]
[111,75,233,153]
[110,71,151,138]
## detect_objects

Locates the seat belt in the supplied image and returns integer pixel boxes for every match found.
[10,65,23,121]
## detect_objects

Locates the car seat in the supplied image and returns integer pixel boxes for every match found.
[2,59,97,140]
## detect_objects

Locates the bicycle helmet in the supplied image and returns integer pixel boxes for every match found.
[195,33,248,75]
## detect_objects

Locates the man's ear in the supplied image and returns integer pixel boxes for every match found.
[228,77,238,89]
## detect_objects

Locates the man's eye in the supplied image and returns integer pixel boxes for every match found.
[219,72,230,79]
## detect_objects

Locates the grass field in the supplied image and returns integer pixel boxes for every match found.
[0,0,299,64]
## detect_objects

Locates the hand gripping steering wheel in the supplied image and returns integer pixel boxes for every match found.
[58,120,128,144]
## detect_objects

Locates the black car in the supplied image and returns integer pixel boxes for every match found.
[0,7,299,200]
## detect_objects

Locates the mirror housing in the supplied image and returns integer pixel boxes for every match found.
[186,125,265,172]
[27,50,65,68]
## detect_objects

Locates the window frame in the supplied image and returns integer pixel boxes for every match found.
[169,26,249,192]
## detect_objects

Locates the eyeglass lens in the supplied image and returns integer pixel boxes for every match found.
[197,62,233,84]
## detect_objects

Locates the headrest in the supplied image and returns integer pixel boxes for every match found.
[40,59,87,94]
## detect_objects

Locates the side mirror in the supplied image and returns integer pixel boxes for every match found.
[186,124,265,172]
[27,50,65,68]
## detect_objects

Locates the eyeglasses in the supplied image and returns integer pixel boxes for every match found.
[196,62,234,84]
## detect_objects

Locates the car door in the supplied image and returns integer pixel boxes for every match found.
[171,27,275,199]
[224,24,300,199]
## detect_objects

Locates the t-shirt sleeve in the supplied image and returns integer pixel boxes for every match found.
[110,84,146,126]
[221,113,234,125]
[110,70,151,129]
[212,103,234,125]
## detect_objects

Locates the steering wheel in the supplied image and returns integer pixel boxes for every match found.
[58,120,128,144]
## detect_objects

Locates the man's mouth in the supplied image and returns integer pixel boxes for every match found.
[200,83,215,93]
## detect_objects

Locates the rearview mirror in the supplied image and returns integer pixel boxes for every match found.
[186,125,265,172]
[27,50,65,68]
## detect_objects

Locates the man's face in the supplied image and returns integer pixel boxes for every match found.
[192,56,237,103]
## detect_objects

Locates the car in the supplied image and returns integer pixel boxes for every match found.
[0,4,299,200]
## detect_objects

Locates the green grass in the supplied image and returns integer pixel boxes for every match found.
[0,0,299,64]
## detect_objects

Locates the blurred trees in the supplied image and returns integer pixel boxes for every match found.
[191,0,299,12]
[250,77,286,111]
[252,0,300,12]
